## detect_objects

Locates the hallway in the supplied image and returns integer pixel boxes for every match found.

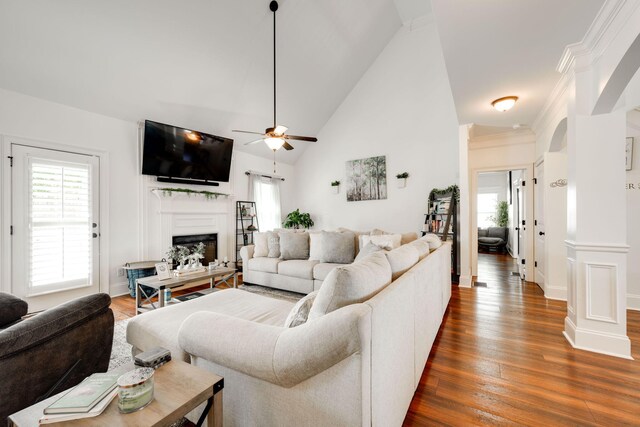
[404,253,640,425]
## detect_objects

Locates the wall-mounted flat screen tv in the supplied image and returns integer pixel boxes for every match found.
[142,120,234,183]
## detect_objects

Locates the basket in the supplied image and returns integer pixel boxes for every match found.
[123,261,163,298]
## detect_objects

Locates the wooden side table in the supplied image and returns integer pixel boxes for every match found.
[8,360,224,427]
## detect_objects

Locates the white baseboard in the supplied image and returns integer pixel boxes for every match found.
[459,275,472,288]
[628,294,640,311]
[109,282,130,297]
[545,285,567,301]
[564,316,633,359]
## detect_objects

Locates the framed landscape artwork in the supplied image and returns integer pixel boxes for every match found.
[345,155,387,202]
[626,137,634,171]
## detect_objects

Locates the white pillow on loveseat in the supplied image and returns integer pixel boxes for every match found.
[361,234,402,251]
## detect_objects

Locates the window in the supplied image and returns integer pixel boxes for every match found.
[251,175,282,232]
[477,193,498,229]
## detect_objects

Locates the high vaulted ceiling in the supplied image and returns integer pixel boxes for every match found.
[0,0,410,163]
[432,0,605,128]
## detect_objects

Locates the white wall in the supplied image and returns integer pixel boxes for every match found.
[292,19,459,233]
[0,88,295,297]
[626,120,640,309]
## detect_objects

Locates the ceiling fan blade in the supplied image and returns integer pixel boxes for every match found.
[282,141,294,151]
[244,139,265,146]
[232,130,265,135]
[285,135,318,142]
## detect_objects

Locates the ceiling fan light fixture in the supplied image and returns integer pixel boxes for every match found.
[265,137,285,150]
[492,96,518,112]
[273,125,288,136]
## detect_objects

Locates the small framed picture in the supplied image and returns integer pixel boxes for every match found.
[155,262,172,280]
[626,137,634,171]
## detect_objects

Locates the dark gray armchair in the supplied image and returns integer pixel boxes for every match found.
[478,227,509,252]
[0,292,114,424]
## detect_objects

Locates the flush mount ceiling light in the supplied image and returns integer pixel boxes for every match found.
[491,96,518,112]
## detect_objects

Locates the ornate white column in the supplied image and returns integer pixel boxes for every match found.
[564,76,631,358]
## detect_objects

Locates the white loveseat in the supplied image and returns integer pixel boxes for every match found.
[127,236,451,426]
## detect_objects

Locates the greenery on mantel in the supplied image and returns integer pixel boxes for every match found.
[429,184,460,202]
[153,187,230,200]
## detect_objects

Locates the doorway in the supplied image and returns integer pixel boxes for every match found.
[475,169,527,287]
[10,142,101,312]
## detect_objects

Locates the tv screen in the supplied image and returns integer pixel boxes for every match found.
[142,120,234,182]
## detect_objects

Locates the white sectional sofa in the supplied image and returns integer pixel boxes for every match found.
[240,229,419,293]
[127,234,451,426]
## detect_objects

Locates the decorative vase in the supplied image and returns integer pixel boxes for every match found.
[397,178,406,189]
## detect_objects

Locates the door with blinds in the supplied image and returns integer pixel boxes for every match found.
[11,144,100,312]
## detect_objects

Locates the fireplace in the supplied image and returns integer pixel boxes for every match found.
[172,233,217,265]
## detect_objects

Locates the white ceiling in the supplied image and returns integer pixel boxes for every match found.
[0,0,404,163]
[431,0,605,127]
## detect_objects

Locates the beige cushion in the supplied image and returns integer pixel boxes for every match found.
[319,231,355,264]
[309,252,392,319]
[384,245,420,280]
[401,232,418,245]
[253,232,269,258]
[355,242,384,261]
[312,263,345,281]
[370,228,388,236]
[361,234,402,250]
[409,239,431,260]
[278,260,319,280]
[279,231,310,260]
[267,231,281,258]
[308,232,322,261]
[338,227,369,254]
[248,257,281,273]
[283,291,319,328]
[421,233,442,250]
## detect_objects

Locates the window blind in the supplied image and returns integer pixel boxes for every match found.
[29,160,92,288]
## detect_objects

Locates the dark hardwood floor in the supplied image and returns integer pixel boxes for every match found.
[112,254,640,425]
[403,252,640,426]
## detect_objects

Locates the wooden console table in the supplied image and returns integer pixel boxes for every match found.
[135,267,237,314]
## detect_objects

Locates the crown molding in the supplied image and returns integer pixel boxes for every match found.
[532,0,638,134]
[468,129,535,150]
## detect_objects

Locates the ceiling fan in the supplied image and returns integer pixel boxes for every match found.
[233,0,318,153]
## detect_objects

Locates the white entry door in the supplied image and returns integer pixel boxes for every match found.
[534,162,546,287]
[517,178,526,280]
[11,144,100,312]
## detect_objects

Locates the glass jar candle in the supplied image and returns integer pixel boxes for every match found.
[117,367,155,413]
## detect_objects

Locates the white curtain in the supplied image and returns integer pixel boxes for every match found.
[249,174,282,232]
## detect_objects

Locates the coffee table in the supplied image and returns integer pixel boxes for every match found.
[135,267,237,314]
[8,359,224,427]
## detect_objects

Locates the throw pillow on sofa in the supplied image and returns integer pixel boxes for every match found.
[361,234,402,251]
[385,245,420,280]
[420,233,442,250]
[253,232,269,258]
[319,230,355,264]
[308,231,322,261]
[337,227,369,254]
[279,231,310,260]
[409,239,431,260]
[267,231,281,258]
[309,252,392,320]
[283,290,319,328]
[354,242,384,261]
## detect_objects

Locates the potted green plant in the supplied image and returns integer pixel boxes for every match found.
[283,209,314,229]
[396,172,409,188]
[489,201,509,228]
[331,180,340,194]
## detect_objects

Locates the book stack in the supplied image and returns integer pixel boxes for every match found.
[39,372,120,424]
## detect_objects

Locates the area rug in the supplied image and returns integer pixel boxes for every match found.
[108,284,304,370]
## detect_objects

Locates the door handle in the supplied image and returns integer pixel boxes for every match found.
[539,231,545,236]
[515,227,519,231]
[92,223,98,228]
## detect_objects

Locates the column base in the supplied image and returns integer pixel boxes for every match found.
[564,316,633,360]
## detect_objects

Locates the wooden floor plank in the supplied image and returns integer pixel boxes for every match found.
[403,253,640,426]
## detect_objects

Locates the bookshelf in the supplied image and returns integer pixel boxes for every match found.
[424,186,459,283]
[235,201,259,268]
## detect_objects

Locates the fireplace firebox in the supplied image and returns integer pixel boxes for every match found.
[172,233,217,265]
